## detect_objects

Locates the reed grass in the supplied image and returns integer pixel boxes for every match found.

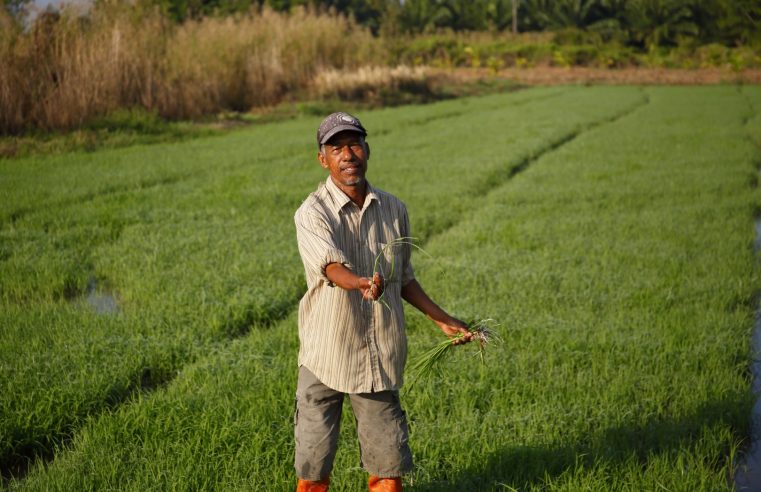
[0,2,381,134]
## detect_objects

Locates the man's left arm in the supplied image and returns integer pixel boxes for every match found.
[401,280,473,345]
[396,206,472,344]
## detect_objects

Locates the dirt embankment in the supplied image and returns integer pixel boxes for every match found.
[448,67,761,85]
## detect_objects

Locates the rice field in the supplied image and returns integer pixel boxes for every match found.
[1,85,760,491]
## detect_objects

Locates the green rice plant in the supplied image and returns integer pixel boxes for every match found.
[370,236,429,308]
[372,239,503,389]
[372,237,420,284]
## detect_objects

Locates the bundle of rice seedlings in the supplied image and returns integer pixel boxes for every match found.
[406,318,502,392]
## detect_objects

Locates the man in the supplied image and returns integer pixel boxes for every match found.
[294,112,472,492]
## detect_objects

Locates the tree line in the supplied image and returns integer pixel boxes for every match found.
[144,0,759,48]
[5,0,759,48]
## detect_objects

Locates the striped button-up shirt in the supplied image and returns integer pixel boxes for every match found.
[294,177,415,393]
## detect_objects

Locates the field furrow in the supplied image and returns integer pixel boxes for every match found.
[0,87,564,225]
[743,86,761,148]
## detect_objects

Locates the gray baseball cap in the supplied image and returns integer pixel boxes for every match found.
[317,112,367,146]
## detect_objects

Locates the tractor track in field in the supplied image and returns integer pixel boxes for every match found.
[2,173,192,227]
[2,88,569,229]
[419,88,651,245]
[1,264,301,485]
[1,279,302,485]
[1,89,651,486]
[0,364,179,486]
[0,87,569,229]
[482,88,651,192]
[374,88,568,138]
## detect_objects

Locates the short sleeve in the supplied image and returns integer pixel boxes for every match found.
[295,208,352,285]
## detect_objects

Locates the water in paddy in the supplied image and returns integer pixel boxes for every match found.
[735,218,761,491]
[84,277,119,315]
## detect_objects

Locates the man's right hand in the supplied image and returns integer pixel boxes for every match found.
[359,272,384,301]
[326,263,384,301]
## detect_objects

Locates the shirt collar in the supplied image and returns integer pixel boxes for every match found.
[325,176,379,213]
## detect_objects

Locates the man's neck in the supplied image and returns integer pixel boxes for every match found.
[331,177,367,208]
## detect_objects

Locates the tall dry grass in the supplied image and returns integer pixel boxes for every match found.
[311,65,436,103]
[0,2,383,134]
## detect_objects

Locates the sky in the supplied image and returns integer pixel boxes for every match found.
[23,0,92,22]
[32,0,90,8]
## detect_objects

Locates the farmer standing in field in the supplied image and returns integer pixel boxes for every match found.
[293,112,473,492]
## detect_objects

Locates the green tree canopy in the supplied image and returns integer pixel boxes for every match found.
[51,0,760,47]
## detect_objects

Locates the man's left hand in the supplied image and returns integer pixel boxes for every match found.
[435,317,473,345]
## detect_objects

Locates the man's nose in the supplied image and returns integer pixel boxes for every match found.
[338,145,355,159]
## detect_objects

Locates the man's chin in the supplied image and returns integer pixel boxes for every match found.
[342,176,366,187]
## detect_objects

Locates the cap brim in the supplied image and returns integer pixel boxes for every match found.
[319,125,367,145]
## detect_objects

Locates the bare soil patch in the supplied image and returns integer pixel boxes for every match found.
[445,67,761,85]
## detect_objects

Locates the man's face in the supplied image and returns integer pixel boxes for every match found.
[318,130,370,189]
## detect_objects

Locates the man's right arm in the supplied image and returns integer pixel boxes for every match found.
[295,207,382,300]
[295,208,351,283]
[325,263,384,301]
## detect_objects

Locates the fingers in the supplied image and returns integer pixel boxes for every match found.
[372,272,385,296]
[360,276,382,301]
[452,328,473,345]
[437,318,473,345]
[369,282,380,300]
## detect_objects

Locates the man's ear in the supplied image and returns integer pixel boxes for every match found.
[317,151,328,169]
[365,142,371,160]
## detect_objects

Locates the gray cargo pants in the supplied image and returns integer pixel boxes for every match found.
[294,366,413,481]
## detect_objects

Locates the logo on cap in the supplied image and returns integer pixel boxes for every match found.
[317,111,367,146]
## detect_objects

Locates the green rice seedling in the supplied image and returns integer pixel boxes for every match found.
[370,236,429,309]
[371,239,503,385]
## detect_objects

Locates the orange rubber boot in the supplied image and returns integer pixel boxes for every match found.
[296,478,330,492]
[368,475,402,492]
